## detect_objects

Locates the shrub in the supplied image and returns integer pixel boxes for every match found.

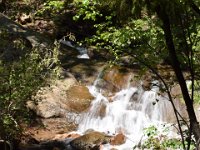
[0,29,61,143]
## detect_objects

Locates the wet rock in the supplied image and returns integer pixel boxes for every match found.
[141,80,151,91]
[53,133,81,140]
[141,74,153,91]
[99,103,107,118]
[102,66,131,91]
[84,129,95,134]
[70,131,111,150]
[63,60,106,85]
[87,46,113,60]
[130,91,140,102]
[65,85,94,113]
[110,133,126,145]
[95,66,139,95]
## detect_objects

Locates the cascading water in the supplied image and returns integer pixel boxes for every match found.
[77,78,178,149]
[59,38,90,59]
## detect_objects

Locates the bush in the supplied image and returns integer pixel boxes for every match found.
[0,29,61,142]
[140,125,195,150]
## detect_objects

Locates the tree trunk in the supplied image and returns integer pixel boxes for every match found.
[155,4,200,149]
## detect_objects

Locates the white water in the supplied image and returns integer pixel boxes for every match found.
[77,80,178,149]
[59,39,90,59]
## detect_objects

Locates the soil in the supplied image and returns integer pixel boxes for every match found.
[20,118,77,145]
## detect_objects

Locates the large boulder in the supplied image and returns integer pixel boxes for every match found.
[70,131,111,150]
[27,73,78,118]
[102,66,131,91]
[95,66,139,95]
[64,85,94,113]
[27,74,95,118]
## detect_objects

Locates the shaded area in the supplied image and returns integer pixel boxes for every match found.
[60,44,108,84]
[0,13,53,48]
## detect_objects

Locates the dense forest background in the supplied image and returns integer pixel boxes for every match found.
[0,0,200,149]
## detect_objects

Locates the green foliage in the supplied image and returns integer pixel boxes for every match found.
[193,23,200,75]
[94,0,144,21]
[73,0,200,70]
[0,114,21,140]
[36,0,65,17]
[140,125,195,150]
[0,30,61,141]
[88,18,165,66]
[72,0,168,66]
[73,0,103,21]
[188,80,200,103]
[143,125,158,137]
[141,125,163,149]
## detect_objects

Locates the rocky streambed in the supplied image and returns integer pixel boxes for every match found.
[1,12,200,150]
[20,63,190,150]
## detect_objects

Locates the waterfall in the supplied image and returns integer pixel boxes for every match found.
[77,78,177,149]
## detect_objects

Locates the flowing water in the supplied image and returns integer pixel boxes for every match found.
[77,78,179,149]
[59,38,90,59]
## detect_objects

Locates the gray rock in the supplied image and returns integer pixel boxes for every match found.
[27,76,77,118]
[0,13,52,48]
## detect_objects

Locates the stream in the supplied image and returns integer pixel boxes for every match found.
[76,78,180,149]
[55,40,182,149]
